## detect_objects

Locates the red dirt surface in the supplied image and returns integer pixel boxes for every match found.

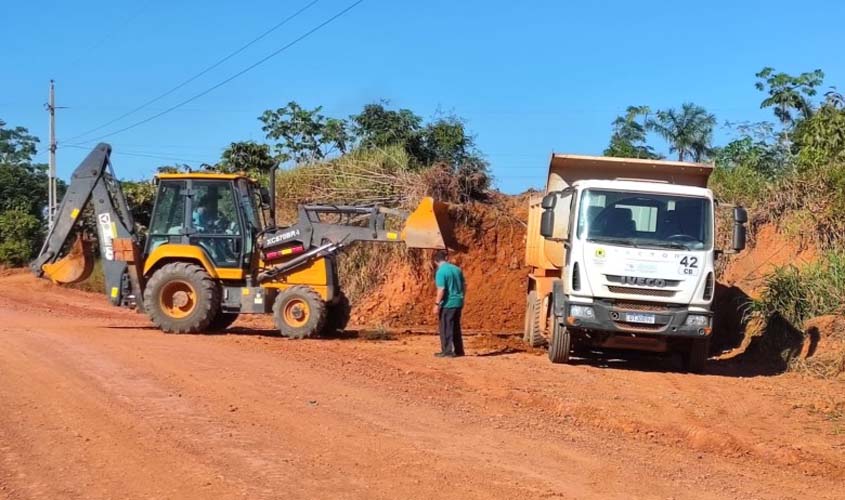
[720,224,817,297]
[2,270,845,499]
[351,197,530,332]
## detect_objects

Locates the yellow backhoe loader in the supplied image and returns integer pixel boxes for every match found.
[32,143,449,338]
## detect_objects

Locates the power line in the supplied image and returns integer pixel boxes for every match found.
[63,144,215,164]
[63,0,321,144]
[68,0,364,146]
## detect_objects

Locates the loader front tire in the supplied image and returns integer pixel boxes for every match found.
[144,262,220,334]
[273,286,326,339]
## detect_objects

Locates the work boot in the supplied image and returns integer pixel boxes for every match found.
[434,352,455,358]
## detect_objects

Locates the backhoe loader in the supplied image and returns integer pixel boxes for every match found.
[32,143,449,338]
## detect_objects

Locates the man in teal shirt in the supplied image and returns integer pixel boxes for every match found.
[432,250,465,357]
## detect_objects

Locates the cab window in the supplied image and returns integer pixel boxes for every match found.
[190,181,242,267]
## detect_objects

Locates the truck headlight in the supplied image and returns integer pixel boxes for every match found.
[684,315,710,327]
[570,305,595,319]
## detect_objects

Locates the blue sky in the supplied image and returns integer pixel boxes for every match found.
[3,0,844,193]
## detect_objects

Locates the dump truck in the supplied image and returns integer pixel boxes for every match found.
[32,143,449,338]
[524,154,747,372]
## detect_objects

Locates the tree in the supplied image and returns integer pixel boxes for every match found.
[0,210,42,266]
[416,116,475,166]
[350,102,422,150]
[755,67,824,126]
[0,120,47,266]
[260,102,350,164]
[121,180,157,230]
[792,101,845,168]
[217,141,277,177]
[604,105,660,159]
[647,103,716,162]
[0,119,39,165]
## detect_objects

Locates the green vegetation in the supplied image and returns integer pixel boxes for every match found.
[753,252,845,328]
[0,120,48,266]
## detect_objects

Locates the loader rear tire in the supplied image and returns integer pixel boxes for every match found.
[144,262,220,334]
[273,286,326,339]
[207,311,239,332]
[322,292,351,336]
[548,320,571,364]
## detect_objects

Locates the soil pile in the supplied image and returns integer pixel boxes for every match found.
[796,315,845,379]
[350,194,530,332]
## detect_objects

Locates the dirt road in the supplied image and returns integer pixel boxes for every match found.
[0,272,843,500]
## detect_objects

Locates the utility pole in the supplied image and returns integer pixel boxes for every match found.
[46,80,57,232]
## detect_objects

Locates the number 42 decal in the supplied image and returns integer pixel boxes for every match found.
[680,256,698,268]
[679,256,699,275]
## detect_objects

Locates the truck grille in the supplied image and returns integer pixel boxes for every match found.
[612,301,670,312]
[607,286,676,298]
[613,321,664,332]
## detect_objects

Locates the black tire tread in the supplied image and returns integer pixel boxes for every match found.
[527,293,547,348]
[548,320,572,364]
[273,285,327,339]
[683,337,710,374]
[143,262,220,334]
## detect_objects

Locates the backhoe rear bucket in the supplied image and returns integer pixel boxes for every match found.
[41,235,94,284]
[402,197,450,249]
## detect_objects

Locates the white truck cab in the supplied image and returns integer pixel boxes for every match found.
[524,154,747,372]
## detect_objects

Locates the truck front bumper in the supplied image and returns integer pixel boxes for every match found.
[555,296,712,338]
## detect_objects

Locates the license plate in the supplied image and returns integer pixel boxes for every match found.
[625,312,656,324]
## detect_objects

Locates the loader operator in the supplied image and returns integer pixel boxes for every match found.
[432,250,465,358]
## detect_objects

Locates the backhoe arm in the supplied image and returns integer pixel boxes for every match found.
[31,143,143,307]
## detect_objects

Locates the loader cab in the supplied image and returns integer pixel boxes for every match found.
[147,174,264,271]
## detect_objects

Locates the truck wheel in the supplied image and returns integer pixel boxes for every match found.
[207,311,239,332]
[144,262,220,334]
[523,291,537,343]
[524,291,546,347]
[322,292,351,336]
[683,337,710,374]
[273,285,327,339]
[548,320,571,364]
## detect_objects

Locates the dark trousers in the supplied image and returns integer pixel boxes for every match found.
[439,307,464,356]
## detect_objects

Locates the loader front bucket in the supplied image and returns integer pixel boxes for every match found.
[41,235,94,284]
[402,197,451,249]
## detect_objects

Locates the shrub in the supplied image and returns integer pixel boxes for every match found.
[0,210,43,266]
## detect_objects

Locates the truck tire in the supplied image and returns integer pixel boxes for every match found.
[523,291,537,343]
[273,285,327,339]
[144,262,220,334]
[683,337,710,374]
[524,291,547,347]
[548,319,571,364]
[322,292,351,336]
[207,311,239,332]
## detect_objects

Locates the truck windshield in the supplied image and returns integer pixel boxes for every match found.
[577,189,712,250]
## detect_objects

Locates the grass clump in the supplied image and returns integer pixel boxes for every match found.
[744,252,845,376]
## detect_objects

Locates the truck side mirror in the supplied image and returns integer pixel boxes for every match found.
[732,206,747,251]
[540,209,555,238]
[541,193,557,209]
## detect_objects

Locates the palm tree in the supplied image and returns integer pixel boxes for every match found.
[647,103,716,162]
